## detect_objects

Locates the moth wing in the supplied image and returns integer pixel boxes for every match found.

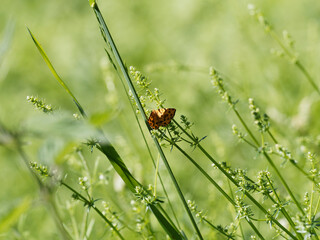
[148,110,160,129]
[160,108,176,126]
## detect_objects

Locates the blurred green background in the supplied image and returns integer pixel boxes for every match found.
[1,0,320,239]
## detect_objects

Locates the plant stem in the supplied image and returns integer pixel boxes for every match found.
[232,108,259,146]
[116,65,181,230]
[263,152,304,214]
[202,218,235,239]
[171,140,268,238]
[233,103,304,214]
[267,130,320,187]
[267,130,278,144]
[171,120,297,238]
[14,139,72,240]
[268,30,320,95]
[60,182,125,240]
[172,142,235,205]
[266,175,303,240]
[247,219,265,240]
[91,3,203,238]
[196,144,297,239]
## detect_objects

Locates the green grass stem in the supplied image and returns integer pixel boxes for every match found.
[90,2,203,238]
[170,140,268,239]
[214,81,304,215]
[268,30,320,96]
[13,135,71,240]
[173,119,298,240]
[60,182,125,240]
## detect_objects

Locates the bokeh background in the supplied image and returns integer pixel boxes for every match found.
[1,0,320,239]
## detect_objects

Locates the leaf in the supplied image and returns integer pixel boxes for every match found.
[27,28,86,118]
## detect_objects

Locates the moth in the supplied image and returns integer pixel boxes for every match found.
[147,108,176,129]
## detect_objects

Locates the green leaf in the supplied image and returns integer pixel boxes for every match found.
[88,0,96,8]
[26,28,86,118]
[97,140,140,192]
[149,205,185,240]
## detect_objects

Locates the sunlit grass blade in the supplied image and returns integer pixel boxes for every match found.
[26,28,86,118]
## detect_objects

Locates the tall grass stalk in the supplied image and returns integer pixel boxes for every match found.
[104,34,181,231]
[248,4,320,95]
[169,140,266,239]
[90,1,203,238]
[210,68,304,215]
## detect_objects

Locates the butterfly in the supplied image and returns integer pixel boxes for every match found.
[147,108,176,129]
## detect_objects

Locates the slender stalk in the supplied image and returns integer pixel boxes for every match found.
[309,183,320,240]
[224,96,303,214]
[247,220,265,240]
[267,130,320,187]
[113,59,181,229]
[60,182,125,240]
[195,144,297,239]
[172,142,235,205]
[227,180,245,239]
[262,152,304,213]
[295,61,320,95]
[13,137,71,240]
[267,130,278,144]
[202,218,235,239]
[171,120,298,239]
[91,2,203,238]
[232,108,259,146]
[268,30,320,95]
[265,175,303,240]
[152,137,203,239]
[170,140,268,239]
[313,195,320,217]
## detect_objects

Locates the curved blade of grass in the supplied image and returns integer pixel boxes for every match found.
[90,2,203,239]
[148,205,186,240]
[97,140,140,192]
[26,28,86,118]
[27,28,184,239]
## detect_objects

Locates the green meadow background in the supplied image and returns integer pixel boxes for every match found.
[1,0,320,239]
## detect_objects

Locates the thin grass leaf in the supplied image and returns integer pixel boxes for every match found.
[26,28,86,118]
[148,204,186,240]
[97,140,141,192]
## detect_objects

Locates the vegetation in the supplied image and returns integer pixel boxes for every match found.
[1,0,320,239]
